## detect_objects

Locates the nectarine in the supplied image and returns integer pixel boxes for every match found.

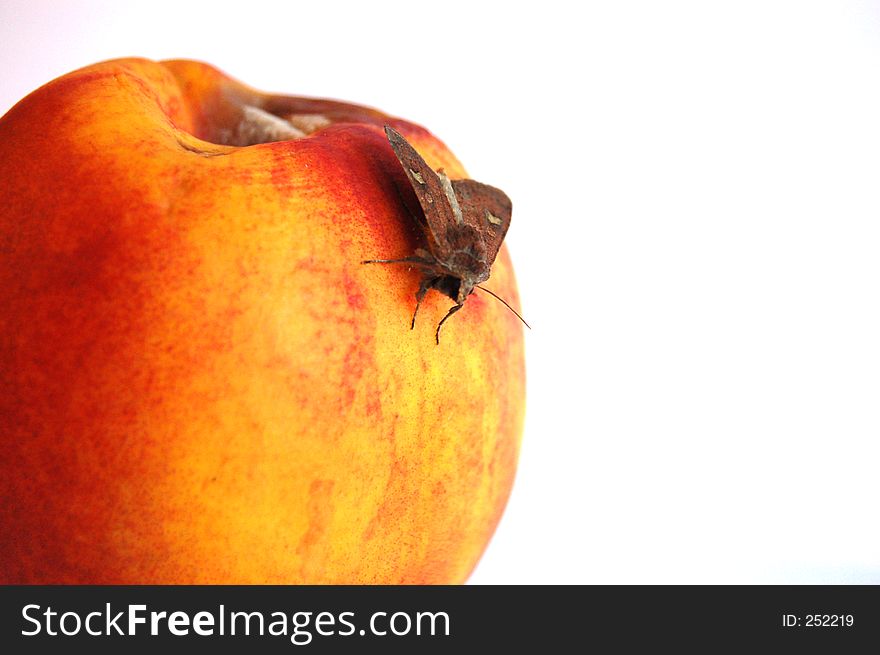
[0,58,525,583]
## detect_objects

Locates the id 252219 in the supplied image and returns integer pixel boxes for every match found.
[782,614,855,628]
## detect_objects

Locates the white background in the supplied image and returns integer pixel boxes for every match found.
[3,0,880,584]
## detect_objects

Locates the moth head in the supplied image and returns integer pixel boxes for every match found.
[448,246,490,304]
[455,277,481,305]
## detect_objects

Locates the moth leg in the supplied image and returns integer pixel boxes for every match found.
[435,303,464,345]
[411,276,438,330]
[361,254,430,265]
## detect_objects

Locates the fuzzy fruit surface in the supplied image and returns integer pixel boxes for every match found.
[0,58,525,583]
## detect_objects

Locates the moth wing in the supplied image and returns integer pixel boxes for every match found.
[384,126,458,256]
[450,179,512,264]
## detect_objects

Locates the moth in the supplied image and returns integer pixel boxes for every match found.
[363,126,528,344]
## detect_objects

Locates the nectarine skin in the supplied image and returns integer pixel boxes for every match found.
[0,59,525,584]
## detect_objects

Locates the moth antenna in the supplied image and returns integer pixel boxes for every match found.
[475,285,531,329]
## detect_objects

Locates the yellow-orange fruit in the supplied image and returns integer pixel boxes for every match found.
[0,58,525,583]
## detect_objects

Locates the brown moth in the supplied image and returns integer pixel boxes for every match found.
[363,126,528,344]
